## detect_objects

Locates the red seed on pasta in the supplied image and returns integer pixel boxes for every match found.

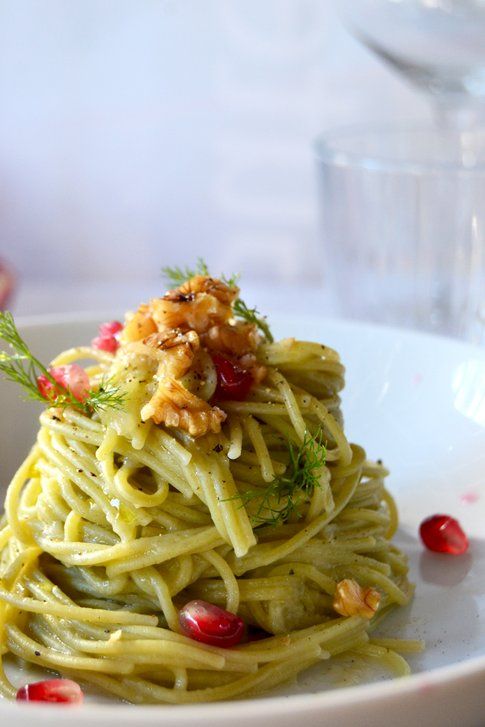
[37,364,90,403]
[212,353,253,401]
[179,599,245,647]
[98,320,123,337]
[92,334,119,353]
[92,320,123,353]
[16,679,83,704]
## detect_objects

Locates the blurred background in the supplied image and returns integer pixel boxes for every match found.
[0,0,432,318]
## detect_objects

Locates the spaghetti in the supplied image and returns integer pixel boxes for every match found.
[0,271,417,703]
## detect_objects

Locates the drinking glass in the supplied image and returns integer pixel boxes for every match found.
[315,127,485,343]
[340,0,485,128]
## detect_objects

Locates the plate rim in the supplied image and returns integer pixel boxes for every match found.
[1,653,484,719]
[1,313,484,718]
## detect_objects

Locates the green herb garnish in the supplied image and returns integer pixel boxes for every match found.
[232,298,273,343]
[161,259,273,341]
[233,428,327,526]
[0,311,125,413]
[221,272,240,289]
[84,378,126,412]
[161,258,210,286]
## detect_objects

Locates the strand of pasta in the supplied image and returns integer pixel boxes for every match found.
[0,339,417,703]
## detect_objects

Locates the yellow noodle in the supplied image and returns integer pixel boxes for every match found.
[0,312,418,704]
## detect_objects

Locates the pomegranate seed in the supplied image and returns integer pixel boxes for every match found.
[37,364,90,403]
[99,320,123,337]
[16,679,83,704]
[212,353,253,401]
[37,374,54,400]
[179,599,245,647]
[92,335,119,353]
[62,364,90,401]
[92,320,123,354]
[420,514,469,555]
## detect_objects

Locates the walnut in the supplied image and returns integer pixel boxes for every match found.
[150,275,238,334]
[333,579,381,619]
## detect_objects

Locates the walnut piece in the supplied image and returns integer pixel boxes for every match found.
[333,578,381,619]
[116,276,262,438]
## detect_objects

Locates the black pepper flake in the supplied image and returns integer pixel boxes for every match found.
[34,650,40,657]
[377,459,383,465]
[213,443,223,453]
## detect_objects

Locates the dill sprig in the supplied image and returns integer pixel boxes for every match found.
[232,298,273,343]
[234,429,327,526]
[85,378,126,412]
[0,311,52,405]
[221,272,240,289]
[161,258,210,286]
[0,311,125,414]
[161,259,273,341]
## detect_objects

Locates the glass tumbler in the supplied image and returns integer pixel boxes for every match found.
[315,127,485,343]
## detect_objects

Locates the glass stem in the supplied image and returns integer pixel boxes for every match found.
[432,97,485,130]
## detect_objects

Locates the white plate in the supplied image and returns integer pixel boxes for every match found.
[0,314,484,727]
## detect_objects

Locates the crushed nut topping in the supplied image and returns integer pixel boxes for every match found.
[202,321,258,356]
[151,275,238,334]
[333,578,381,619]
[118,275,264,437]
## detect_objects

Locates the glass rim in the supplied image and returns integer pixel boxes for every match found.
[314,124,485,175]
